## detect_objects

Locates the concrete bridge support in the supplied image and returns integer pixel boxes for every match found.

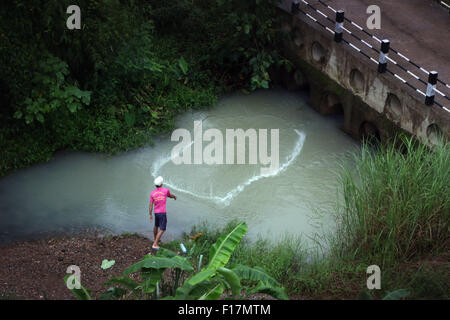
[274,8,450,146]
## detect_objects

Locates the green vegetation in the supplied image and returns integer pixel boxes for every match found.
[0,0,289,176]
[161,137,449,299]
[64,222,289,300]
[3,0,448,300]
[63,134,449,301]
[335,136,449,268]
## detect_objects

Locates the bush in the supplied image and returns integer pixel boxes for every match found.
[64,222,289,300]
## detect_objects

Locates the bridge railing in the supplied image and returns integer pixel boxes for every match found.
[289,0,450,112]
[440,1,450,12]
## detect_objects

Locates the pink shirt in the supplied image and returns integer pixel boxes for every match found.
[150,187,171,213]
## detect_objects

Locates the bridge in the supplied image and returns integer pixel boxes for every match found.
[276,0,450,145]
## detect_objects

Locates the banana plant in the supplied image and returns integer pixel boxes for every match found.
[63,275,92,300]
[231,264,288,300]
[64,221,288,300]
[168,222,288,300]
[120,247,194,297]
[170,222,248,299]
[357,288,410,300]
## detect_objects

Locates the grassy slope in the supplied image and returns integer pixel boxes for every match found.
[164,137,449,299]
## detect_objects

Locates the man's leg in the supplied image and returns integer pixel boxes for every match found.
[152,214,160,249]
[153,230,165,248]
[152,213,166,248]
[153,226,158,242]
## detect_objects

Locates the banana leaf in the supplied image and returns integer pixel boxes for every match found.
[63,275,92,300]
[174,268,216,299]
[217,267,241,296]
[100,287,127,300]
[382,289,410,300]
[248,281,289,300]
[232,264,280,287]
[156,247,177,258]
[105,276,140,291]
[207,222,247,270]
[199,284,224,300]
[141,268,165,294]
[123,255,193,275]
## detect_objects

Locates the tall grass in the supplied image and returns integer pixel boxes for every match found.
[183,221,306,286]
[334,136,449,267]
[180,136,449,298]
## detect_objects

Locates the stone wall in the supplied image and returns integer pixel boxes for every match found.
[274,9,450,145]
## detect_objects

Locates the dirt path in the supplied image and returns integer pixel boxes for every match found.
[0,233,277,300]
[0,233,153,299]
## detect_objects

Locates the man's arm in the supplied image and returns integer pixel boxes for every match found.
[167,189,176,200]
[149,201,153,221]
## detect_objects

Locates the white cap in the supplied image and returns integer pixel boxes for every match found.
[154,176,163,186]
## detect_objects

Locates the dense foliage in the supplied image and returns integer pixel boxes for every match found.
[64,222,289,300]
[335,136,449,267]
[0,0,288,176]
[177,140,448,300]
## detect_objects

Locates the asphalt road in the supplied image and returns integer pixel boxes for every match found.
[281,0,450,108]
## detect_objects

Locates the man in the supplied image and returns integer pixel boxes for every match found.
[149,176,176,250]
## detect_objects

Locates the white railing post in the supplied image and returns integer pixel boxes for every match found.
[425,71,438,106]
[334,10,344,42]
[291,0,300,14]
[378,39,390,73]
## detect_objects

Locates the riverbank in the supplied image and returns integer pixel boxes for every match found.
[1,223,448,300]
[0,232,153,300]
[1,136,449,300]
[0,231,280,300]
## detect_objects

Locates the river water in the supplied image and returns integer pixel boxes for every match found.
[0,89,360,248]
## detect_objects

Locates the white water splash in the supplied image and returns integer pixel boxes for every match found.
[151,140,194,177]
[151,129,306,206]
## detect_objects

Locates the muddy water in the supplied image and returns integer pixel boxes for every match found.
[0,89,360,247]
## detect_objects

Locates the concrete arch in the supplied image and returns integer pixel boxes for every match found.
[384,93,402,122]
[311,42,327,64]
[293,69,308,90]
[281,21,292,33]
[349,69,364,93]
[293,28,304,49]
[359,121,381,143]
[319,92,344,115]
[280,68,310,92]
[426,123,443,145]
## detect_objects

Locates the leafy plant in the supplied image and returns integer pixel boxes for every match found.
[178,57,189,76]
[63,275,92,300]
[13,53,91,124]
[64,222,288,300]
[101,260,116,270]
[0,0,289,177]
[358,288,410,300]
[382,289,410,300]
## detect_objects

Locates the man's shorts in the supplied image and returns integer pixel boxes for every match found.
[154,213,167,231]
